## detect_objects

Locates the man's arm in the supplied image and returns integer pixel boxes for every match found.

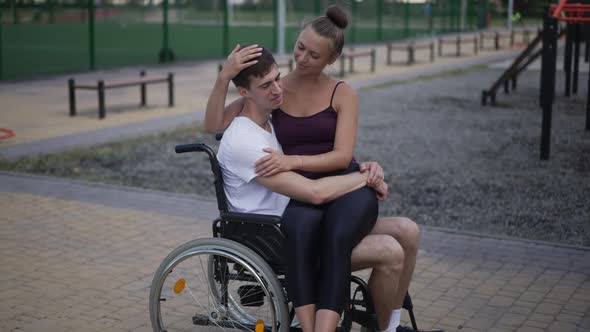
[255,171,369,205]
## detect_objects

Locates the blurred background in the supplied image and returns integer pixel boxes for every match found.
[0,0,548,81]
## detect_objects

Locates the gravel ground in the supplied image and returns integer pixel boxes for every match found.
[2,65,588,246]
[355,66,589,246]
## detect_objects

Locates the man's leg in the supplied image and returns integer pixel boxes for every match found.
[351,234,405,330]
[369,217,420,330]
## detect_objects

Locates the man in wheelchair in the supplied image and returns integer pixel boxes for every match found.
[212,47,433,332]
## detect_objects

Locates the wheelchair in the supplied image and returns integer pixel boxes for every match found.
[149,141,424,332]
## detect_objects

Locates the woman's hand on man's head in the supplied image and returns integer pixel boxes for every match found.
[219,44,263,82]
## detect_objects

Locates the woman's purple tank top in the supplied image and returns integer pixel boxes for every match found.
[271,82,358,179]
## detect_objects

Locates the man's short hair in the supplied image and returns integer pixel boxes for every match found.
[232,46,277,89]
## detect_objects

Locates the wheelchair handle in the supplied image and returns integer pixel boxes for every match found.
[175,143,216,159]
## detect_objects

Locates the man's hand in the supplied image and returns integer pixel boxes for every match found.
[219,44,262,82]
[255,148,299,177]
[372,181,389,201]
[360,161,384,187]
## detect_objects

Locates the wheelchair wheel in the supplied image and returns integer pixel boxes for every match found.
[149,238,289,332]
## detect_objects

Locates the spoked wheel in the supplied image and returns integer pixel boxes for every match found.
[149,238,289,332]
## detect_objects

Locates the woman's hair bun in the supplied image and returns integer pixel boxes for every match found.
[326,5,348,29]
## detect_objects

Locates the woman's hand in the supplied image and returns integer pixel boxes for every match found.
[219,44,262,82]
[372,181,389,201]
[360,161,384,187]
[255,148,300,177]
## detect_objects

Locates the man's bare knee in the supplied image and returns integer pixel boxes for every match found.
[376,236,404,274]
[397,217,420,252]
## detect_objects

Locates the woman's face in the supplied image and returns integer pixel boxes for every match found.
[293,27,337,74]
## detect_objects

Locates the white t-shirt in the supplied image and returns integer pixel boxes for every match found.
[217,116,290,216]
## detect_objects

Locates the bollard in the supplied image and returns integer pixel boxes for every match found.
[98,80,106,119]
[168,73,174,107]
[68,79,76,117]
[140,70,146,106]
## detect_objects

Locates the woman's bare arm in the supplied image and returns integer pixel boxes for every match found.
[204,44,261,133]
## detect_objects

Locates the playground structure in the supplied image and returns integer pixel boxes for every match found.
[482,0,589,160]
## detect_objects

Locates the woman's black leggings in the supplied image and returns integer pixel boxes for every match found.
[281,185,378,314]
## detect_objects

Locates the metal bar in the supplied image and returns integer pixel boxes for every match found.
[370,49,375,72]
[456,36,461,57]
[222,0,229,56]
[573,23,581,95]
[564,23,573,97]
[430,42,434,62]
[168,73,174,107]
[98,80,106,119]
[495,31,499,50]
[540,16,558,160]
[69,79,76,116]
[408,44,414,64]
[140,71,146,106]
[487,31,543,94]
[587,59,590,130]
[88,0,95,70]
[387,44,392,65]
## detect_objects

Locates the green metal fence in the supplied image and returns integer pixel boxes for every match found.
[1,0,493,81]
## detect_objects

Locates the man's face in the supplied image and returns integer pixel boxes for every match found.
[240,65,283,111]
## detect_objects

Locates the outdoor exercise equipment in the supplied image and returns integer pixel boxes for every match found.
[0,128,15,140]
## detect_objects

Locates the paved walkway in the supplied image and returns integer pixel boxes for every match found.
[1,172,589,332]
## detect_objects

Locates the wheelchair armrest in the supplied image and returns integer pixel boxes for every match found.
[221,211,282,226]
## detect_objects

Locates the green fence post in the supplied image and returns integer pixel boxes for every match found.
[377,0,383,41]
[12,0,18,24]
[404,1,409,38]
[351,0,357,44]
[222,0,229,56]
[273,0,278,53]
[49,0,55,24]
[314,0,321,16]
[158,0,174,62]
[88,0,95,70]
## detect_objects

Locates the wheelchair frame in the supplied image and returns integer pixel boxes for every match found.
[148,142,421,332]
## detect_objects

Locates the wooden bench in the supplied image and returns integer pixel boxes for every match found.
[479,31,515,50]
[386,40,435,65]
[438,35,478,57]
[68,71,174,119]
[339,48,376,77]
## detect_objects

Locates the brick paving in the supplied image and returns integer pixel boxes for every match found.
[1,172,589,332]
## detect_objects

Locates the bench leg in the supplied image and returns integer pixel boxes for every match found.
[98,80,106,119]
[339,57,346,78]
[68,78,76,117]
[430,43,434,62]
[387,44,392,65]
[371,49,375,72]
[168,73,174,107]
[140,70,147,106]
